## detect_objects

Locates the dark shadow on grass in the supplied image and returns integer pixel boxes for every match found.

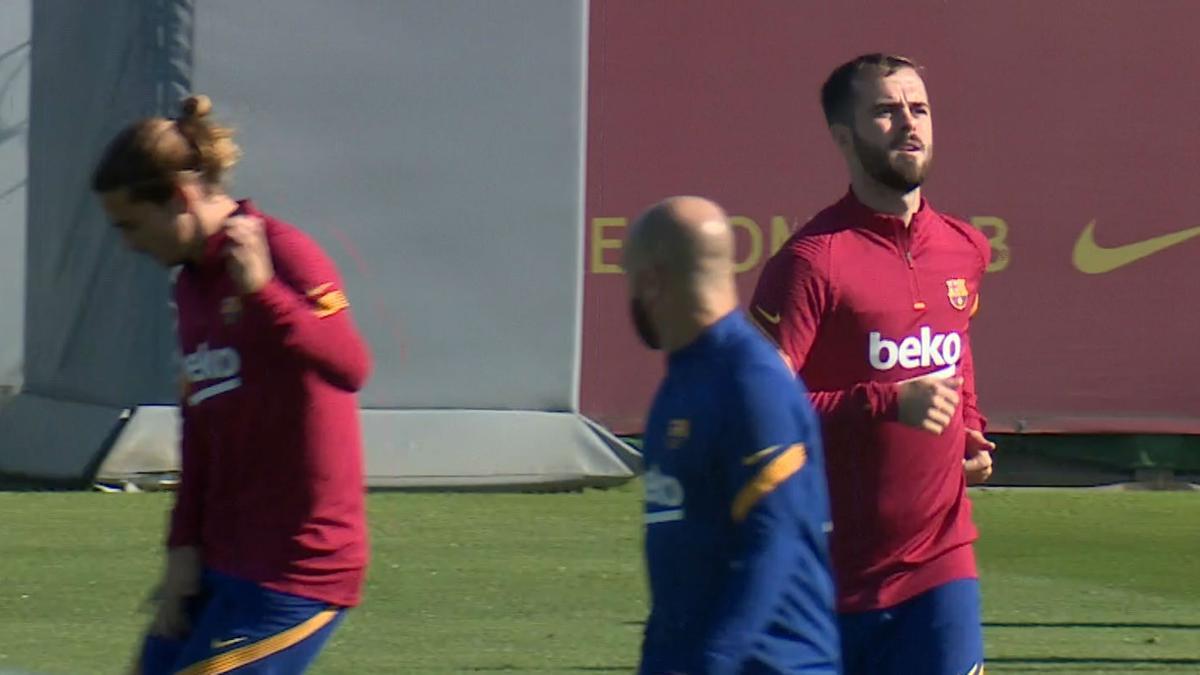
[993,666,1199,673]
[990,657,1200,665]
[468,662,633,667]
[987,622,1200,630]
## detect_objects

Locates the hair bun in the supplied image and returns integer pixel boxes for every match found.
[180,94,213,119]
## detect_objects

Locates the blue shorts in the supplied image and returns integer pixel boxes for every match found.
[839,578,984,675]
[140,569,346,675]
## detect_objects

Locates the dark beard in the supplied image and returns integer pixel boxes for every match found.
[630,297,661,350]
[853,130,931,193]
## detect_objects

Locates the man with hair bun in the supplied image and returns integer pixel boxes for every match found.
[93,94,371,674]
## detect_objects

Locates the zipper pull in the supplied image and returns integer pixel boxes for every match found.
[904,250,914,268]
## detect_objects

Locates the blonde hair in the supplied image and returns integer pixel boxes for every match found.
[91,94,241,202]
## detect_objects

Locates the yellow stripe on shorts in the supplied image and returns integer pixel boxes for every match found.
[177,609,338,675]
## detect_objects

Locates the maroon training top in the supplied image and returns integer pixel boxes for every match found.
[170,200,371,607]
[751,190,990,613]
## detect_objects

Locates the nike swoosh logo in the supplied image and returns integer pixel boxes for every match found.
[1073,221,1200,274]
[755,306,782,325]
[211,636,248,649]
[186,377,243,407]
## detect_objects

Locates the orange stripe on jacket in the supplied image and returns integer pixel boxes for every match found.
[731,444,807,523]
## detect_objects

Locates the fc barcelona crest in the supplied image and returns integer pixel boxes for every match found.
[946,278,969,311]
[667,419,690,449]
[220,296,243,325]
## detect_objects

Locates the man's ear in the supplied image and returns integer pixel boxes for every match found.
[640,265,664,303]
[829,123,853,154]
[170,181,193,213]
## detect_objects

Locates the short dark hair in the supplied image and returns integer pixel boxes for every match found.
[820,53,920,126]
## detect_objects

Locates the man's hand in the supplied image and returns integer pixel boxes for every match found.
[964,429,996,485]
[147,546,201,639]
[149,591,192,639]
[223,216,274,294]
[897,376,962,434]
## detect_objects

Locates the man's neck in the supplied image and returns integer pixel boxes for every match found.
[851,177,921,227]
[186,194,241,263]
[662,296,738,354]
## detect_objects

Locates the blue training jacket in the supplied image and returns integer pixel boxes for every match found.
[640,310,840,675]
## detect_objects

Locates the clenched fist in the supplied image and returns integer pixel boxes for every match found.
[898,375,962,435]
[223,216,274,294]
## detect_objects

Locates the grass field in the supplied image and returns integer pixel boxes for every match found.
[0,486,1196,674]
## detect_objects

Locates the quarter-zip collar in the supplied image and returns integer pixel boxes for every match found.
[187,199,256,276]
[836,188,934,240]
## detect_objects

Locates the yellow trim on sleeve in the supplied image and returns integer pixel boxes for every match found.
[731,444,806,523]
[741,445,780,466]
[305,283,334,298]
[312,290,350,318]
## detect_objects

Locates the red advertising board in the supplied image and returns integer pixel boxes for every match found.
[581,1,1200,435]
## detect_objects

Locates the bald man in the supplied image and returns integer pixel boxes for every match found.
[626,197,840,675]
